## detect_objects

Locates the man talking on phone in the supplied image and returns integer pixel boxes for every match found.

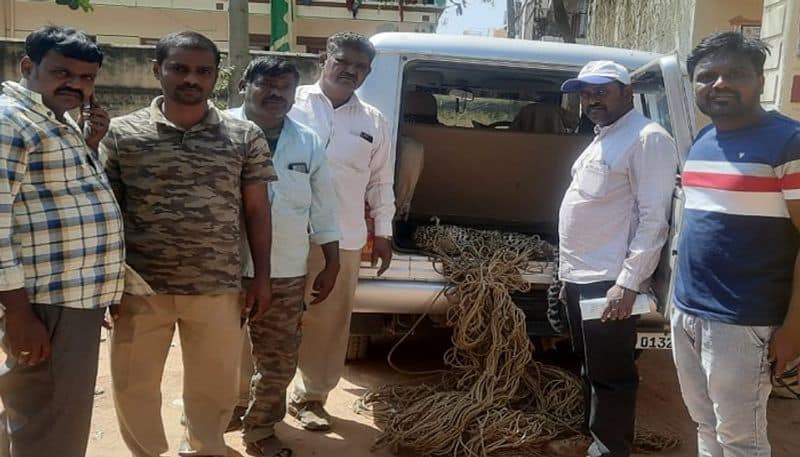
[0,26,125,457]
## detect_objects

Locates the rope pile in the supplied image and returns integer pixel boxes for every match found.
[357,224,680,456]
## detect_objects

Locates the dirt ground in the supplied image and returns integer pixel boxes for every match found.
[80,332,800,457]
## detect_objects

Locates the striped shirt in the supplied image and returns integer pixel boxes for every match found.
[674,111,800,325]
[0,81,125,309]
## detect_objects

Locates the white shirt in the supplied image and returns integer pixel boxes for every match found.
[227,108,341,278]
[290,84,395,250]
[558,109,678,291]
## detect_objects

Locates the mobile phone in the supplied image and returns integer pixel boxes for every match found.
[82,101,92,140]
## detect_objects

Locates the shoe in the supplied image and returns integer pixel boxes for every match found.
[287,400,331,431]
[543,435,592,457]
[226,406,248,433]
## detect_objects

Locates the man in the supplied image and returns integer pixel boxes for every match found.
[0,26,125,457]
[556,61,678,457]
[227,56,341,457]
[288,32,394,431]
[673,32,800,457]
[102,31,276,457]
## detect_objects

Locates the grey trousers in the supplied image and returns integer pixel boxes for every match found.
[0,304,104,457]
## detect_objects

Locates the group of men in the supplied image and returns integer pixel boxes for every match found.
[0,26,391,457]
[0,22,798,457]
[555,32,800,457]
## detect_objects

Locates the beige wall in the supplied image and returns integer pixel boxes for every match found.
[692,0,763,47]
[588,0,764,58]
[2,0,440,50]
[0,38,319,116]
[588,0,697,55]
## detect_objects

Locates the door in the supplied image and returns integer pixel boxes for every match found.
[630,55,695,320]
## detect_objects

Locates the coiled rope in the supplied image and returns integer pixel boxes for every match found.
[357,224,680,456]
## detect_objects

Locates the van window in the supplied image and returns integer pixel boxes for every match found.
[402,62,586,135]
[632,63,673,135]
[434,94,530,129]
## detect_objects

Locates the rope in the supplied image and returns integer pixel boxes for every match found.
[357,224,680,456]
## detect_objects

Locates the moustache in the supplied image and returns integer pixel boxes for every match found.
[55,88,84,99]
[263,97,287,104]
[338,74,357,81]
[587,104,606,111]
[177,84,202,91]
[709,90,739,98]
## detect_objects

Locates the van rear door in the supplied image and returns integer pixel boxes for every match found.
[630,55,695,327]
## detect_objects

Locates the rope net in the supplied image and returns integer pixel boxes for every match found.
[358,224,679,456]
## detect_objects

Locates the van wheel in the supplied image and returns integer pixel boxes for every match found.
[346,335,370,361]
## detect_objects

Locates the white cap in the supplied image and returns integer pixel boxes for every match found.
[561,60,631,92]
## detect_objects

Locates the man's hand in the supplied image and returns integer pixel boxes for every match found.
[102,304,119,330]
[372,237,393,276]
[310,264,340,305]
[244,275,272,320]
[769,324,800,381]
[79,95,110,152]
[601,284,636,322]
[4,307,51,366]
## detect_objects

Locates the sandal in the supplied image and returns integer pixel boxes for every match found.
[245,436,292,457]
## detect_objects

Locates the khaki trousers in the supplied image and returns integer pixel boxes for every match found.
[290,246,362,404]
[110,293,242,457]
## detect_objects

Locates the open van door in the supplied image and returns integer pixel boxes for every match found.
[629,55,695,343]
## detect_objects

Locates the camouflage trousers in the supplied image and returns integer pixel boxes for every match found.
[241,276,306,444]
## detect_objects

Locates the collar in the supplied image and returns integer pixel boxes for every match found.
[148,95,222,130]
[230,105,296,136]
[2,81,79,127]
[229,105,298,152]
[593,108,638,136]
[307,82,361,110]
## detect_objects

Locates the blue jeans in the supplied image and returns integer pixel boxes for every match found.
[671,308,775,457]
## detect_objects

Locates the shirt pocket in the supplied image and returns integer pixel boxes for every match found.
[273,168,312,211]
[576,160,611,199]
[329,131,372,172]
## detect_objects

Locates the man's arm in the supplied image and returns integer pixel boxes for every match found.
[366,115,395,275]
[0,122,50,365]
[98,124,125,208]
[241,127,278,319]
[769,133,800,380]
[308,134,341,304]
[769,200,800,379]
[603,129,678,321]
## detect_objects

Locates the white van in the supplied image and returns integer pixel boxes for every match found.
[347,32,695,358]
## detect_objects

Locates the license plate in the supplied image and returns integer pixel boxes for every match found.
[636,332,672,350]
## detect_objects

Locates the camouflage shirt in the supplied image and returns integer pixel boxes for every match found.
[100,96,276,295]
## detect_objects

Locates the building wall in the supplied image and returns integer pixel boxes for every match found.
[587,0,697,55]
[0,38,319,116]
[761,0,800,118]
[588,0,764,57]
[1,0,441,52]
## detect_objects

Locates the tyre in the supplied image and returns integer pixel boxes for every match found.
[345,335,370,361]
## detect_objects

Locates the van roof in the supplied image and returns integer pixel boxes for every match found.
[371,33,661,70]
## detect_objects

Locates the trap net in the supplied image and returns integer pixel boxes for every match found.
[357,224,679,456]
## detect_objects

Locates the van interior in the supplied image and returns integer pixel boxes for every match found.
[394,61,595,253]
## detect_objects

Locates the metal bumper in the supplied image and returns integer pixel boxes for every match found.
[353,278,450,314]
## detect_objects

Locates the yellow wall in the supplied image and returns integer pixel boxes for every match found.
[691,0,764,45]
